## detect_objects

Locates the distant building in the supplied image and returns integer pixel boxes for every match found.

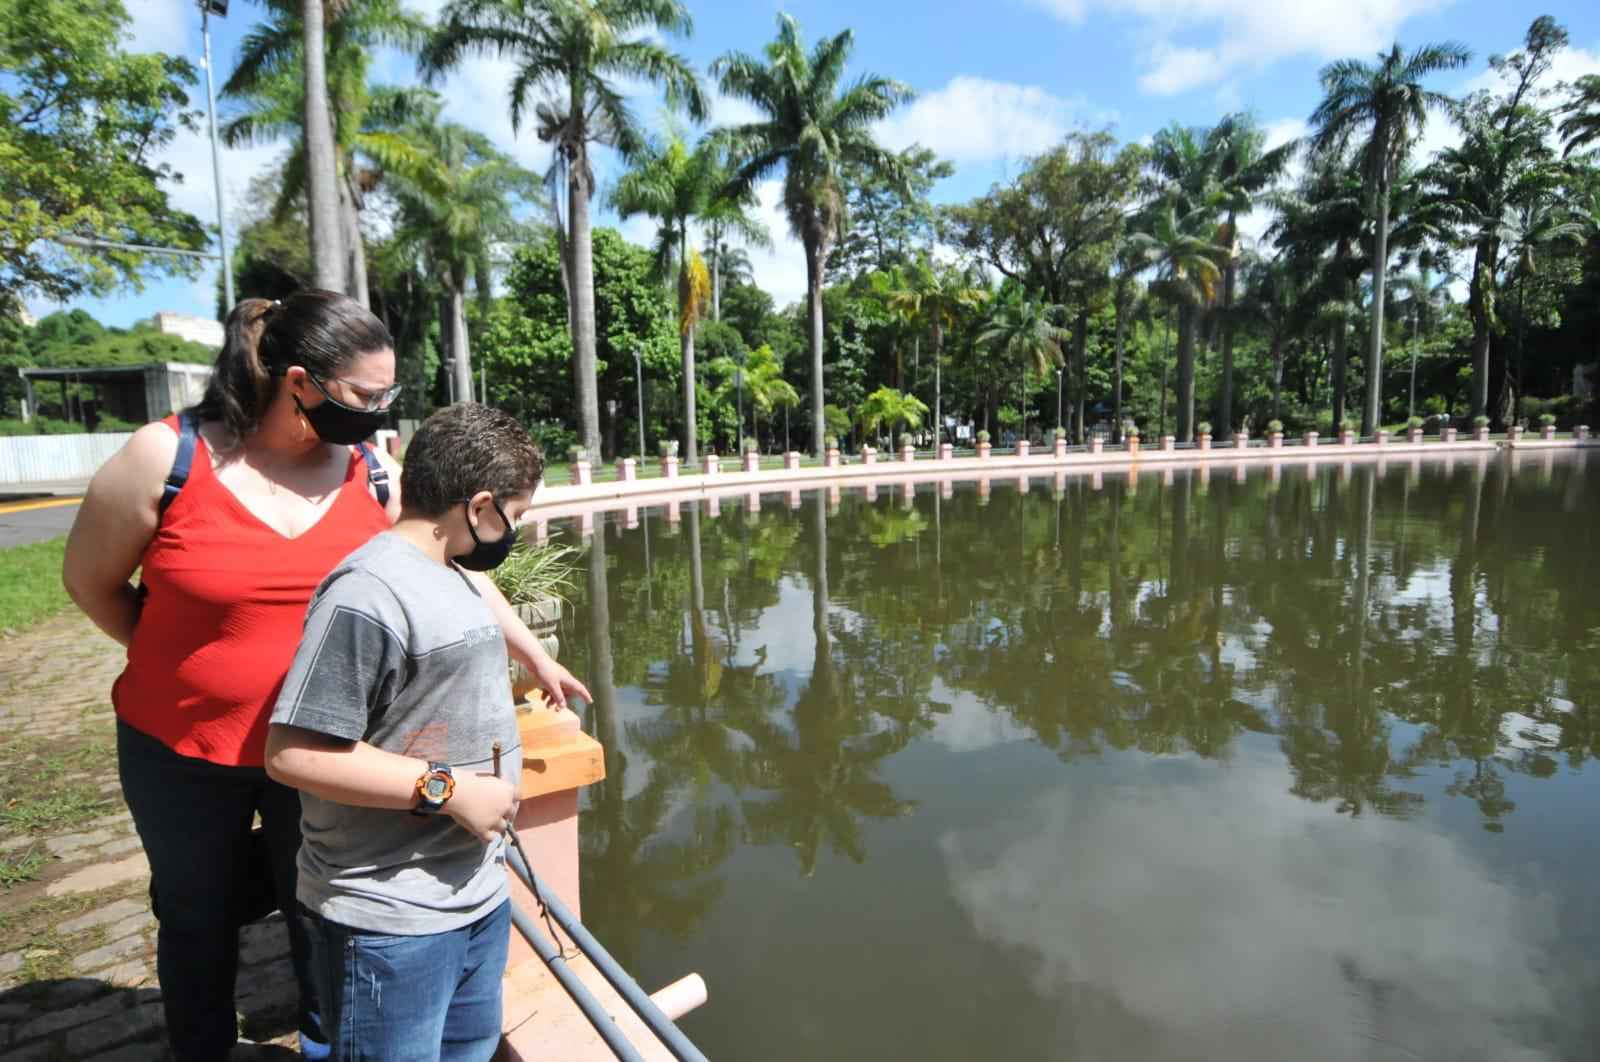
[151,311,224,350]
[18,363,213,427]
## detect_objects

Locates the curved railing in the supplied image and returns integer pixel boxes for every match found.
[526,428,1594,529]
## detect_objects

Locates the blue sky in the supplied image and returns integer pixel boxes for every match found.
[55,0,1600,328]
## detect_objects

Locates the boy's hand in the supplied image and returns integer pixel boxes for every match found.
[528,654,592,711]
[446,772,518,844]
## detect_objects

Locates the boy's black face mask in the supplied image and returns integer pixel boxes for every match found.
[453,498,517,571]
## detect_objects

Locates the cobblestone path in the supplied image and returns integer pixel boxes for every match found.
[1,612,300,1059]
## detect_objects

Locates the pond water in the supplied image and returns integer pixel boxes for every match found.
[551,450,1600,1061]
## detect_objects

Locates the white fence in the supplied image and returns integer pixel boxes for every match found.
[0,432,132,486]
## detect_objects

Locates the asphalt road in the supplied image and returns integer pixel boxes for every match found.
[0,496,83,548]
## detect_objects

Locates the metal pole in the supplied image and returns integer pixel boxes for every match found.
[633,350,646,458]
[52,235,217,260]
[200,5,235,310]
[506,842,708,1062]
[505,900,647,1062]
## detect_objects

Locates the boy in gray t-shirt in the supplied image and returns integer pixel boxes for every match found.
[267,403,546,1062]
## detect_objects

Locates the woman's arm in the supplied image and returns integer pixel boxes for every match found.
[265,724,516,844]
[463,568,592,710]
[62,423,177,647]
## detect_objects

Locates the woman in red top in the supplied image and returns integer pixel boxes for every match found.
[63,291,588,1061]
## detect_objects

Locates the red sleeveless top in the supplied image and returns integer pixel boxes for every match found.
[113,417,391,767]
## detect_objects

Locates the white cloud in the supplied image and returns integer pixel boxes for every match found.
[876,76,1110,164]
[939,757,1562,1058]
[1030,0,1454,96]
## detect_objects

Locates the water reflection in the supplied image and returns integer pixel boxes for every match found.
[559,453,1600,1059]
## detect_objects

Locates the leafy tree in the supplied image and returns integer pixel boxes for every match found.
[1427,17,1567,425]
[0,0,208,303]
[1309,38,1471,434]
[423,0,707,459]
[977,289,1069,438]
[828,144,953,278]
[499,228,679,451]
[713,13,912,454]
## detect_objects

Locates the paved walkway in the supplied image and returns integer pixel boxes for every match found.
[0,612,300,1059]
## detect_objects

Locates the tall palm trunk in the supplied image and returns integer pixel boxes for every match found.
[1074,306,1088,445]
[1177,303,1198,442]
[1331,313,1350,430]
[1270,333,1285,422]
[570,145,601,457]
[340,169,369,308]
[804,236,826,455]
[681,307,699,465]
[302,0,343,289]
[710,241,722,322]
[1219,220,1238,432]
[1468,240,1494,422]
[1112,296,1126,445]
[449,267,471,406]
[1363,179,1391,436]
[932,319,943,445]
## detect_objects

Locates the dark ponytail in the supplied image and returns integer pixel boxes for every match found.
[192,289,393,444]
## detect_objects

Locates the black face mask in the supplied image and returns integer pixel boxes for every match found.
[453,498,518,571]
[294,393,388,447]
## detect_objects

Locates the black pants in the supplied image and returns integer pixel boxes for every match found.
[117,721,322,1061]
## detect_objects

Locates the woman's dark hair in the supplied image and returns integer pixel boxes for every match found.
[193,289,393,442]
[401,403,545,517]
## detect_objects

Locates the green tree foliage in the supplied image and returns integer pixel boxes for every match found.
[497,229,679,455]
[0,0,208,303]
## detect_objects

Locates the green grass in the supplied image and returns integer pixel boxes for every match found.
[0,848,48,890]
[0,536,71,632]
[0,735,116,834]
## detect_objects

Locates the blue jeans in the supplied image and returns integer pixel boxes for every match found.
[117,721,326,1060]
[307,900,510,1062]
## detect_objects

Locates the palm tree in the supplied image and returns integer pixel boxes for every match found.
[855,386,928,448]
[1501,197,1586,423]
[1207,114,1296,433]
[1241,254,1305,423]
[977,290,1069,439]
[387,109,536,403]
[1309,40,1471,435]
[888,257,986,445]
[1559,74,1600,157]
[1390,253,1453,420]
[301,0,343,289]
[422,0,707,457]
[223,0,431,308]
[698,142,770,322]
[611,134,729,463]
[712,14,913,455]
[1268,151,1367,429]
[739,343,800,450]
[1126,204,1227,441]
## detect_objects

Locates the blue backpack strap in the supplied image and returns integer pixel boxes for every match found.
[159,412,199,516]
[357,443,390,508]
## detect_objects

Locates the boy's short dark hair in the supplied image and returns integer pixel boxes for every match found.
[400,403,544,517]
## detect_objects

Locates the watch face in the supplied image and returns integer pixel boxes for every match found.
[425,777,449,800]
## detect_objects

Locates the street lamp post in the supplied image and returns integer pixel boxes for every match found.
[199,0,235,310]
[633,349,646,458]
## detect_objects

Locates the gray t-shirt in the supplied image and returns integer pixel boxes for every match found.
[271,531,520,935]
